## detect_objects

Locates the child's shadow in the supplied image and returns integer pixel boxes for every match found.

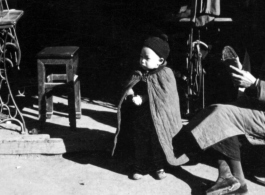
[166,165,215,195]
[63,151,131,176]
[64,151,214,195]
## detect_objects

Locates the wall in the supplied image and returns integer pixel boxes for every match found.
[7,0,265,107]
[11,0,180,102]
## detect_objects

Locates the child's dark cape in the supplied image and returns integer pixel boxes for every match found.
[112,66,189,166]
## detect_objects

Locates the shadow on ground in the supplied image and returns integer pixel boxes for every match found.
[15,93,265,193]
[166,165,214,195]
[17,93,116,153]
[63,150,215,195]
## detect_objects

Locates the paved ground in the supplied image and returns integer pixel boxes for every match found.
[0,95,265,195]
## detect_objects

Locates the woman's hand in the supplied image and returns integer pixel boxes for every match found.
[234,57,243,70]
[132,95,143,106]
[230,66,257,88]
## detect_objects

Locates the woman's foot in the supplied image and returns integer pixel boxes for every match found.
[206,176,241,195]
[156,169,167,180]
[132,173,143,180]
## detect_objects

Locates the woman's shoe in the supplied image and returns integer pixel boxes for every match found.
[206,176,241,195]
[156,169,167,180]
[132,173,143,180]
[224,184,248,195]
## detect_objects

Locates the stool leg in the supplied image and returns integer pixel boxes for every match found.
[72,55,81,119]
[46,89,53,119]
[74,78,81,119]
[68,81,76,130]
[37,60,46,130]
[67,60,77,130]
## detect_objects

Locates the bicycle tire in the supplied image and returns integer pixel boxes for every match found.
[188,49,203,97]
[194,52,203,95]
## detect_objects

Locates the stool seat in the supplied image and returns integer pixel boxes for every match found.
[37,46,79,59]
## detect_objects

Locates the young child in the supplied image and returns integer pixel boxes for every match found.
[112,34,187,180]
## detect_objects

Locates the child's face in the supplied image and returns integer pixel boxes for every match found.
[140,47,164,70]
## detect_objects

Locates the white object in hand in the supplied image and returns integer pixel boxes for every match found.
[132,95,142,106]
[127,88,134,96]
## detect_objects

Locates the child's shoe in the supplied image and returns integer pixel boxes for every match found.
[132,173,143,180]
[156,169,167,180]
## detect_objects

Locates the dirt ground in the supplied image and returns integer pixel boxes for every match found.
[0,153,211,195]
[1,152,265,195]
[0,96,265,195]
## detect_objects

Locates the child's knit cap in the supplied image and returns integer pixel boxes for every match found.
[143,34,170,60]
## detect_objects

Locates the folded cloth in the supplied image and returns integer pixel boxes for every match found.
[200,0,221,16]
[193,0,221,26]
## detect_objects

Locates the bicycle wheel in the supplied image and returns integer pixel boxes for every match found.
[193,51,203,96]
[189,48,203,97]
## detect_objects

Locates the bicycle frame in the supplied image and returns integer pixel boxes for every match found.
[186,29,207,116]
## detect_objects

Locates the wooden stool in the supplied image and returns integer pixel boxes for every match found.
[37,46,81,130]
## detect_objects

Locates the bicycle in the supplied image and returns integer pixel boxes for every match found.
[185,30,209,116]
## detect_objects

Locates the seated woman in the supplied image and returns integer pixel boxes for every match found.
[174,46,265,195]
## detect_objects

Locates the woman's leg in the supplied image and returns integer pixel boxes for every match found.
[206,136,248,195]
[217,159,233,180]
[228,159,246,187]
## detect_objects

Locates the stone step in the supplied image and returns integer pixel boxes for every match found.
[0,134,50,140]
[0,134,66,155]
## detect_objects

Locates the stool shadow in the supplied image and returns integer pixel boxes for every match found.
[81,108,117,128]
[45,103,117,128]
[15,94,38,111]
[24,114,128,175]
[24,116,115,153]
[63,151,130,176]
[19,95,117,129]
[47,99,117,128]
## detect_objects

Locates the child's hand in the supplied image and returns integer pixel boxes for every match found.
[126,88,134,96]
[132,95,142,106]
